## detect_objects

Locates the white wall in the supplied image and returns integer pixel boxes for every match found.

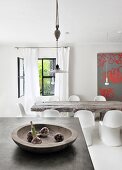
[0,45,23,116]
[0,43,122,116]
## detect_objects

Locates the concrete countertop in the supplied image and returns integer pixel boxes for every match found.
[0,117,94,170]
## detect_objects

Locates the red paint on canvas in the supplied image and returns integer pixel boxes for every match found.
[98,53,122,68]
[98,53,122,101]
[99,88,114,99]
[108,66,122,83]
[101,66,122,83]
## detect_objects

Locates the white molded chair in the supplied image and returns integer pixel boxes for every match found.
[49,96,59,101]
[75,110,95,146]
[94,95,106,101]
[17,103,38,117]
[94,95,106,120]
[99,110,122,146]
[67,95,80,117]
[43,109,60,117]
[68,95,80,101]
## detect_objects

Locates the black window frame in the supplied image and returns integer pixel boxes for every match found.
[38,58,56,96]
[17,57,25,98]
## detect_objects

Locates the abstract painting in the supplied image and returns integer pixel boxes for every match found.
[97,53,122,101]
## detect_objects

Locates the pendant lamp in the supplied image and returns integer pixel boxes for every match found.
[105,57,109,86]
[51,0,67,73]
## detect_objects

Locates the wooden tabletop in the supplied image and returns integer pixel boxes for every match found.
[31,101,122,112]
[0,117,94,170]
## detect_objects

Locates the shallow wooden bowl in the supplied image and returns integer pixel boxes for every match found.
[11,123,77,153]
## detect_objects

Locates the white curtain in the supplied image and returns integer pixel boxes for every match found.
[55,47,70,101]
[21,48,40,112]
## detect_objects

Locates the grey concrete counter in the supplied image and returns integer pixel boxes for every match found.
[0,117,94,170]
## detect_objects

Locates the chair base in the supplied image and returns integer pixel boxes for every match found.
[99,122,122,147]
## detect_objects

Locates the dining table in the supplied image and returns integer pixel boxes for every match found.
[0,117,94,170]
[31,101,122,113]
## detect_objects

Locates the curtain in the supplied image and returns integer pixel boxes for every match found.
[55,47,70,101]
[22,48,40,112]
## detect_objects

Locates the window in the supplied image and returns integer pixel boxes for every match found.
[38,58,56,96]
[17,57,24,98]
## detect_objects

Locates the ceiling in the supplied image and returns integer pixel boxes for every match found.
[0,0,122,44]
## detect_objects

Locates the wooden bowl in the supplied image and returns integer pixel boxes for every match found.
[11,123,78,153]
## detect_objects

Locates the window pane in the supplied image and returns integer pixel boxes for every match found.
[18,57,24,98]
[38,58,56,96]
[43,78,55,95]
[19,59,24,76]
[38,60,42,95]
[20,78,24,96]
[43,60,55,76]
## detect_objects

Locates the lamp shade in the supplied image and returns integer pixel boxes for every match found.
[51,69,67,74]
[105,77,109,86]
[50,64,67,73]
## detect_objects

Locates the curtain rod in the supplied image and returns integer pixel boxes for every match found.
[15,46,68,49]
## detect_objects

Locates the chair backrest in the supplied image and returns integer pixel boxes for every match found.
[18,103,26,116]
[68,95,80,101]
[103,110,122,128]
[43,109,60,117]
[94,95,106,101]
[74,110,95,128]
[35,96,44,102]
[49,96,59,102]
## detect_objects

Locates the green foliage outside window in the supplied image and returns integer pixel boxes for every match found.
[38,59,55,96]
